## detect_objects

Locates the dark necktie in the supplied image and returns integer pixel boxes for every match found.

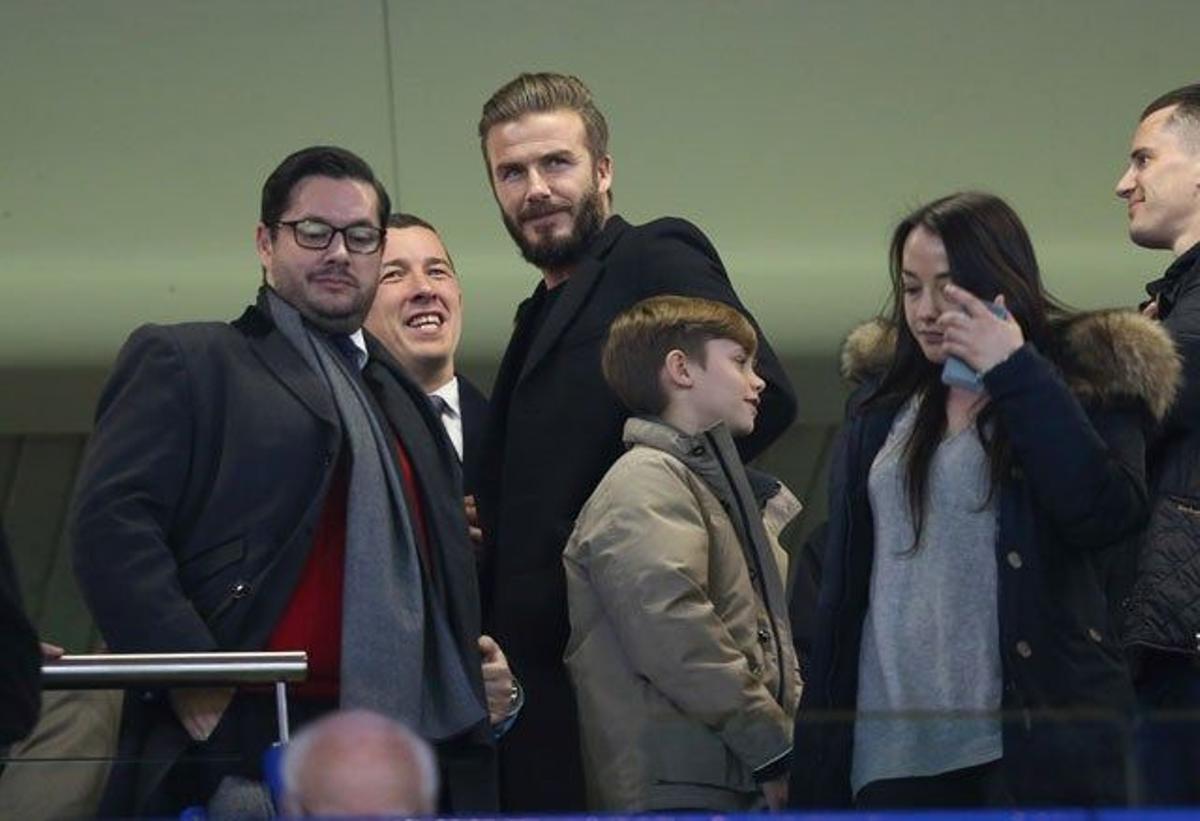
[329,334,362,371]
[429,394,452,418]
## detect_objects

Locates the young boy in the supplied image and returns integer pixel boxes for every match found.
[563,295,802,812]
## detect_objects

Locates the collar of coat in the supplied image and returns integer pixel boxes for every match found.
[839,309,1181,422]
[1145,239,1200,314]
[622,416,804,536]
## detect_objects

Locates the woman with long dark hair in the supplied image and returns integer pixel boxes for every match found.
[789,192,1179,808]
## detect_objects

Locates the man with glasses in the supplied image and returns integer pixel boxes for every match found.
[70,146,503,816]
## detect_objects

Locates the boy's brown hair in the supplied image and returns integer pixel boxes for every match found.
[602,295,757,415]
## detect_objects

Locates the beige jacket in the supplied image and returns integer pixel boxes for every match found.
[563,418,803,811]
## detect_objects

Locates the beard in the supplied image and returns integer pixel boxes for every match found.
[502,180,606,271]
[305,296,372,334]
[273,263,377,335]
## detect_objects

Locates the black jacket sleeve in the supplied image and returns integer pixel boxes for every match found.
[70,326,218,653]
[983,344,1149,551]
[0,523,41,745]
[787,520,825,680]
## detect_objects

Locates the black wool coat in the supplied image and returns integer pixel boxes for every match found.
[458,374,489,498]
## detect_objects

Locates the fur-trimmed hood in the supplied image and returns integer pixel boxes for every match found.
[840,310,1181,422]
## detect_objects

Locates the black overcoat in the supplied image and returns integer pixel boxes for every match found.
[458,374,489,498]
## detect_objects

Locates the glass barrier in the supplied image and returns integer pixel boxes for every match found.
[2,679,1198,818]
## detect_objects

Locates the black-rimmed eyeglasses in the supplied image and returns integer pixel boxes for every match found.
[274,219,384,254]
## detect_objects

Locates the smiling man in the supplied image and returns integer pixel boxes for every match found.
[1115,83,1200,806]
[474,72,797,811]
[70,147,503,816]
[365,214,488,496]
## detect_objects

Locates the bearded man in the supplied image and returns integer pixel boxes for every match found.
[475,72,797,811]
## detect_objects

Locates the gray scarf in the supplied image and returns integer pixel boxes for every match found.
[267,290,485,741]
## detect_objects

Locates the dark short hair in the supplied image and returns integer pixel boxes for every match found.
[384,212,456,271]
[478,72,609,162]
[386,212,437,232]
[1142,82,1200,122]
[260,146,391,232]
[1141,83,1200,149]
[602,295,756,415]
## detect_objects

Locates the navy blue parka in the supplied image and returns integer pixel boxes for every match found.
[790,311,1179,807]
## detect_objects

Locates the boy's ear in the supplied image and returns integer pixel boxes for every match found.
[663,348,694,389]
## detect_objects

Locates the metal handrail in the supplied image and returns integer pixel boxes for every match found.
[41,651,308,690]
[40,651,309,742]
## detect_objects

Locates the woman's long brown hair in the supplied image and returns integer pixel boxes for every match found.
[866,191,1066,552]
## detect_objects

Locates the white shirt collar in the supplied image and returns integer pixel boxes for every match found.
[429,376,464,460]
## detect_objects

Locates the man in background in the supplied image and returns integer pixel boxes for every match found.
[365,213,489,498]
[1115,81,1200,806]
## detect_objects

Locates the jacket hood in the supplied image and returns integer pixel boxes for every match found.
[839,310,1180,422]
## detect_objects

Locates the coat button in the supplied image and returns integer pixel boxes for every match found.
[757,628,771,644]
[231,581,250,599]
[1015,640,1032,659]
[1006,551,1023,569]
[690,445,705,457]
[1087,627,1103,643]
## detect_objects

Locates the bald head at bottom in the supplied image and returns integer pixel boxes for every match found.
[282,709,438,817]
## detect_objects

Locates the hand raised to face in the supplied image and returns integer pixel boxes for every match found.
[936,284,1025,374]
